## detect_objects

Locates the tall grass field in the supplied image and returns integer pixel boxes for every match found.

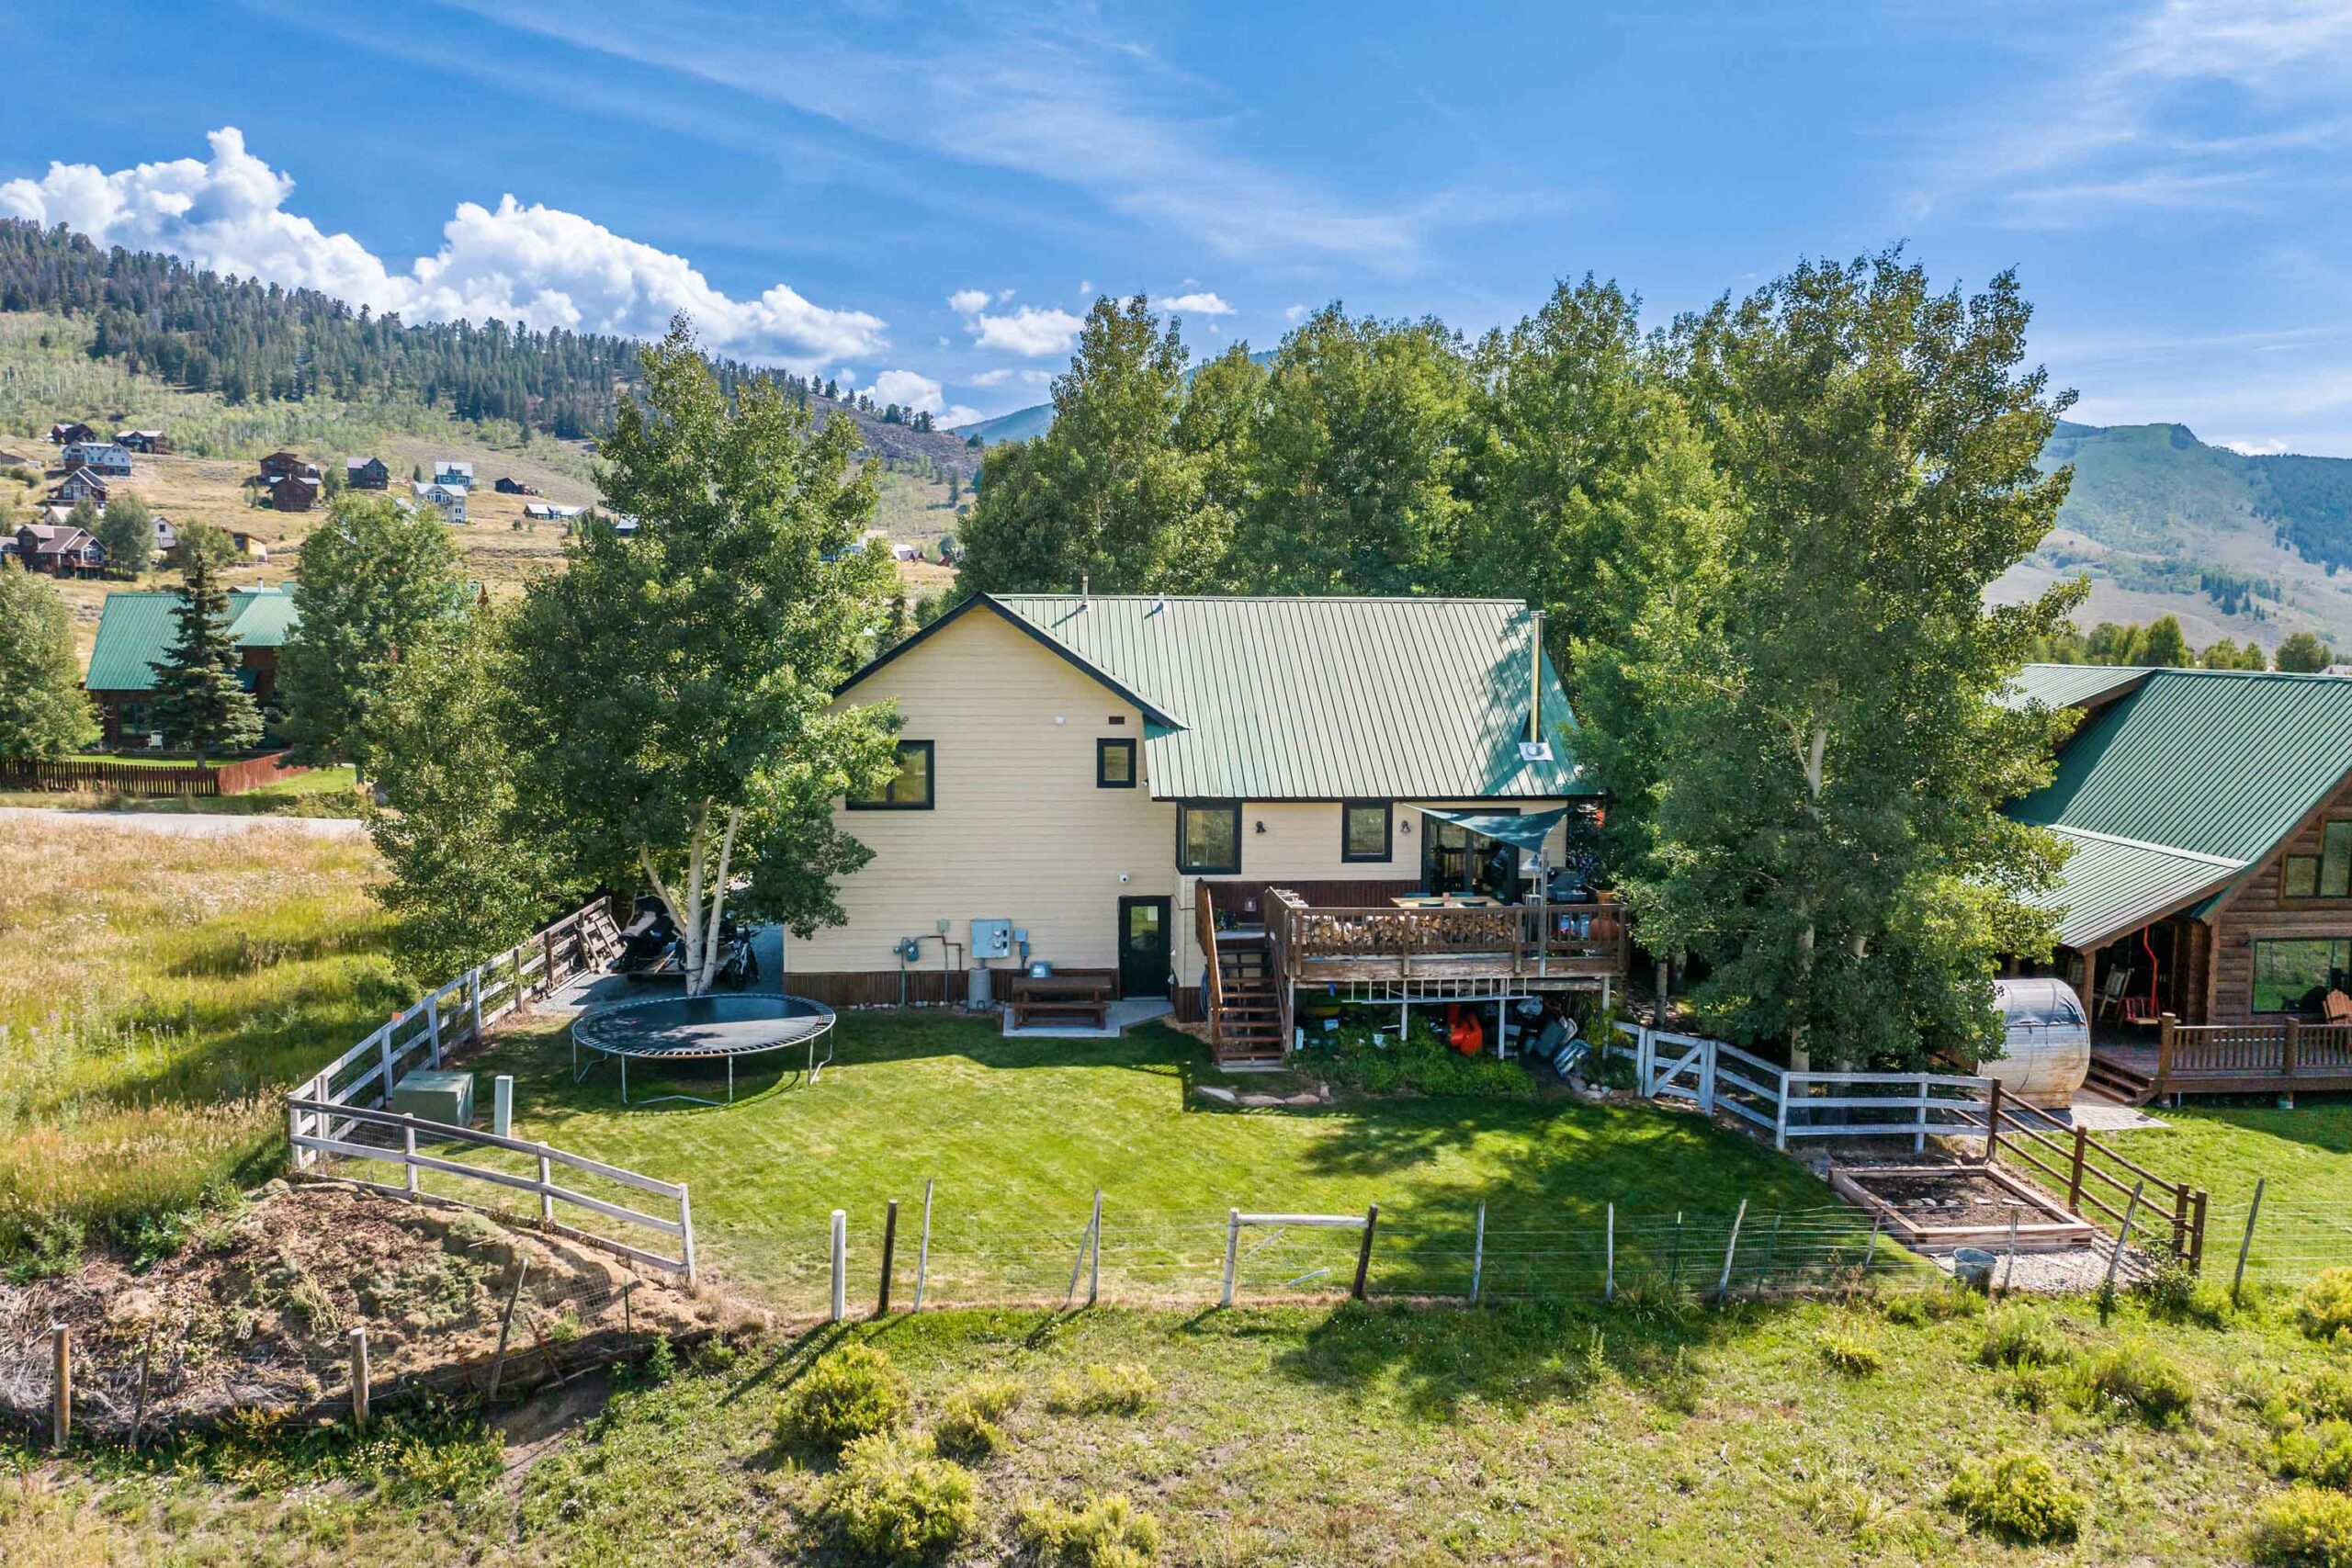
[0,819,401,1264]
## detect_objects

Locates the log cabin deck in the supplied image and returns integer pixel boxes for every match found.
[1265,886,1626,988]
[2088,1015,2352,1103]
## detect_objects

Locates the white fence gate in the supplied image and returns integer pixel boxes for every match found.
[1614,1022,1998,1153]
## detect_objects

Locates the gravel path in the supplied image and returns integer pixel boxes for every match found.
[0,807,367,838]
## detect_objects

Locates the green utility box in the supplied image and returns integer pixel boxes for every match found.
[390,1069,475,1128]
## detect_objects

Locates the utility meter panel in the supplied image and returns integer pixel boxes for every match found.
[970,919,1013,959]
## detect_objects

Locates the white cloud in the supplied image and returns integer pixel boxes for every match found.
[1077,279,1092,297]
[2221,435,2294,454]
[1164,290,1233,315]
[947,288,991,314]
[970,367,1056,388]
[0,127,887,368]
[941,404,983,428]
[1283,303,1309,322]
[967,304,1083,357]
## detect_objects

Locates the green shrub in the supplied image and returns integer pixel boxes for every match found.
[1044,1363,1157,1416]
[1878,1283,1984,1326]
[1943,1451,2085,1544]
[1815,1327,1883,1377]
[1979,1307,2070,1370]
[2277,1422,2352,1491]
[1311,1016,1538,1099]
[1012,1490,1163,1567]
[2251,1487,2352,1567]
[934,1377,1024,1461]
[2075,1341,2198,1426]
[2136,1256,2237,1326]
[782,1343,911,1451]
[2301,1272,2352,1344]
[2301,1368,2352,1427]
[815,1432,977,1565]
[1612,1272,1697,1325]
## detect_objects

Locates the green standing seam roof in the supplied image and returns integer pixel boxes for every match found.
[987,595,1596,801]
[1999,663,2151,712]
[846,593,1597,802]
[83,588,297,693]
[2007,668,2352,947]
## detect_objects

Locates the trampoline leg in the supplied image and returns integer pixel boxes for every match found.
[621,1055,628,1106]
[728,1055,735,1103]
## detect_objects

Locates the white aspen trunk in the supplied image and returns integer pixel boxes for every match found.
[696,807,743,997]
[1790,724,1829,1074]
[680,804,709,997]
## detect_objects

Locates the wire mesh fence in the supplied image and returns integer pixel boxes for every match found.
[2207,1190,2352,1295]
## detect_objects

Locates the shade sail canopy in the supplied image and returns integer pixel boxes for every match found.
[1416,806,1572,856]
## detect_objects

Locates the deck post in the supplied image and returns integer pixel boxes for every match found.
[1983,1079,2004,1168]
[2066,1125,2087,1213]
[2155,1012,2177,1095]
[2283,1016,2301,1080]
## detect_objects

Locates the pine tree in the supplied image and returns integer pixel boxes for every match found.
[148,551,263,759]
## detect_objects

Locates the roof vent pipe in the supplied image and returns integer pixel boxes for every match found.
[1529,609,1544,745]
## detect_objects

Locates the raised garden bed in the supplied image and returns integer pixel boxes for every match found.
[1827,1161,2097,1252]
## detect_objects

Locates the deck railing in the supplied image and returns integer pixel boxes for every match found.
[2146,1014,2352,1093]
[1268,888,1625,980]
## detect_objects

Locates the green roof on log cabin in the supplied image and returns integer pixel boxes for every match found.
[84,586,296,693]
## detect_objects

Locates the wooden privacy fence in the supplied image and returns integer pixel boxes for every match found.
[1610,1023,2209,1266]
[283,899,700,1281]
[0,750,313,797]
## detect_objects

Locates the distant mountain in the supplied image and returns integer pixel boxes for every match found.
[948,401,1054,446]
[1994,422,2352,650]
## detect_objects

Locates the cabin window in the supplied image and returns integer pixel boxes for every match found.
[1177,800,1242,874]
[2287,856,2321,898]
[1341,801,1393,863]
[848,740,933,810]
[2285,822,2352,899]
[2253,938,2352,1014]
[1097,738,1136,788]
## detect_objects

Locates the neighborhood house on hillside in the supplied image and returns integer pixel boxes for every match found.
[267,472,321,512]
[523,501,584,525]
[493,475,538,495]
[256,450,317,482]
[151,513,179,555]
[83,586,296,748]
[47,421,95,446]
[788,593,1623,1066]
[115,428,170,454]
[2007,663,2352,1101]
[11,522,103,577]
[62,440,133,476]
[345,456,390,491]
[433,460,474,490]
[412,480,469,523]
[51,468,109,503]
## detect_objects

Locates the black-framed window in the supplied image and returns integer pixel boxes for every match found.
[1341,800,1393,863]
[1177,800,1242,874]
[848,740,934,810]
[2285,822,2352,899]
[1097,738,1136,788]
[2254,938,2351,1013]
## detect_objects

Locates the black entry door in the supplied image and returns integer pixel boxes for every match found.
[1118,896,1171,999]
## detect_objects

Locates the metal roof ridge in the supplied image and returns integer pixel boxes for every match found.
[996,592,1531,606]
[2044,822,2246,869]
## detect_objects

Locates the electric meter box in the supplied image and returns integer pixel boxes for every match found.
[970,919,1014,959]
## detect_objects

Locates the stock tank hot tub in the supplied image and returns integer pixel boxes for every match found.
[1979,977,2091,1110]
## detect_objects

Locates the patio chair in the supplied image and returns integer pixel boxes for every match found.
[2093,966,2132,1023]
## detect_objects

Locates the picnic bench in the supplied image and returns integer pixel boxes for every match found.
[1008,968,1116,1030]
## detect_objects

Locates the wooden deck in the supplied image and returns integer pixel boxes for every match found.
[1267,887,1626,987]
[2090,1015,2352,1102]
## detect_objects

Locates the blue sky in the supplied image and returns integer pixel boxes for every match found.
[5,1,2351,451]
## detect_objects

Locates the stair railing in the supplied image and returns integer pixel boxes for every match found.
[1197,884,1226,1054]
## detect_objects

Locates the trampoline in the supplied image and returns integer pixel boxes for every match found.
[571,992,837,1106]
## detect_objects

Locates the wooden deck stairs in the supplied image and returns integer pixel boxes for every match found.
[1208,933,1286,1069]
[2083,1053,2157,1107]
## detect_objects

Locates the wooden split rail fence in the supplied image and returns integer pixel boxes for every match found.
[0,750,314,797]
[285,899,701,1282]
[1611,1022,2208,1267]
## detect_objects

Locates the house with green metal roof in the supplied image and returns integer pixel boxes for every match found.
[83,586,297,750]
[792,593,1623,1065]
[2005,663,2352,1100]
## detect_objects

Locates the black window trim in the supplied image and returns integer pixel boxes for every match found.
[1176,798,1243,875]
[846,739,935,811]
[1340,799,1394,863]
[1097,737,1137,789]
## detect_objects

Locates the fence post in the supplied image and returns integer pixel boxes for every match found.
[1914,1076,1928,1154]
[2189,1189,2209,1274]
[537,1148,554,1224]
[1221,1208,1241,1308]
[469,965,484,1047]
[1715,1199,1747,1305]
[2066,1125,2087,1213]
[404,1124,419,1200]
[2233,1178,2266,1305]
[830,1210,848,1323]
[678,1184,696,1288]
[2105,1180,2147,1294]
[50,1325,69,1453]
[1983,1078,2004,1168]
[1351,1204,1379,1302]
[1636,1027,1654,1097]
[1087,1189,1102,1308]
[1604,1202,1615,1303]
[349,1326,371,1430]
[913,1178,933,1312]
[425,992,441,1067]
[877,1200,899,1317]
[1469,1202,1486,1304]
[1698,1042,1716,1117]
[1773,1080,1790,1152]
[487,1257,530,1404]
[378,1027,396,1109]
[2170,1183,2190,1260]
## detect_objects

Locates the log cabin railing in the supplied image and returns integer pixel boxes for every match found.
[1266,889,1626,979]
[2150,1014,2352,1093]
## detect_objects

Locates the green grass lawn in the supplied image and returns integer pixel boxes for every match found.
[0,763,366,817]
[14,1288,2346,1565]
[2098,1095,2352,1287]
[454,1014,1840,1314]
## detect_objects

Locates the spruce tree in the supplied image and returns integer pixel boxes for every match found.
[148,551,263,759]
